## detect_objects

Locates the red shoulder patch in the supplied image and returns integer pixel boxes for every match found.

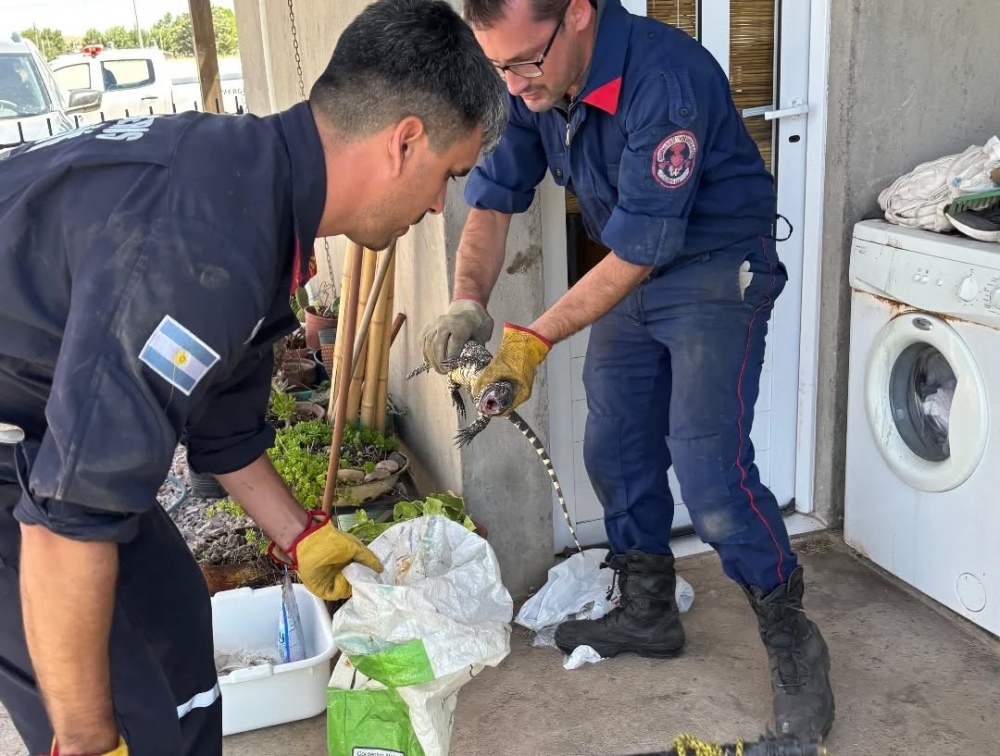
[652,130,698,189]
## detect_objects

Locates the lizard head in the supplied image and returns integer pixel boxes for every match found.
[476,379,515,417]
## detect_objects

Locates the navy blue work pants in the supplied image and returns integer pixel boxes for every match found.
[582,235,798,594]
[0,480,222,756]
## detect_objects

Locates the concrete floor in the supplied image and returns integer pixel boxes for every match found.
[3,533,998,755]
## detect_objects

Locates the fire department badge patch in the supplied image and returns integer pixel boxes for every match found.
[652,130,698,189]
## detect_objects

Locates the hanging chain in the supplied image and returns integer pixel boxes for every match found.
[286,0,332,276]
[287,0,306,102]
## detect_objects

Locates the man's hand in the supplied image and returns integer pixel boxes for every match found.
[215,455,382,601]
[268,511,383,601]
[471,323,551,414]
[19,525,120,756]
[420,299,494,373]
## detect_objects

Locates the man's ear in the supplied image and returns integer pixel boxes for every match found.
[388,116,427,178]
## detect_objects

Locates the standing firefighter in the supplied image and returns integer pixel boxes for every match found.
[420,0,835,742]
[0,1,506,754]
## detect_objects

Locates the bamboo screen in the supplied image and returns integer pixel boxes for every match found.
[647,0,699,38]
[728,0,775,171]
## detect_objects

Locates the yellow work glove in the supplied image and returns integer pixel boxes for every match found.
[51,734,128,755]
[268,510,383,601]
[471,323,552,415]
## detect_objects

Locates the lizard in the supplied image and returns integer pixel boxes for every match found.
[407,339,582,553]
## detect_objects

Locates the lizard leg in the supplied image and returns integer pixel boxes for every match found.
[448,379,467,420]
[455,416,491,448]
[406,363,430,380]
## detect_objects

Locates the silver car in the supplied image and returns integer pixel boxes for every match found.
[0,31,102,150]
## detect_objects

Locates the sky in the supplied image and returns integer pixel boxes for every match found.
[1,0,236,38]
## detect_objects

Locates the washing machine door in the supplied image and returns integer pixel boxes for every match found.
[865,311,988,492]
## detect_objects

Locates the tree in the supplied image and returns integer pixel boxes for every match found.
[211,7,239,57]
[101,26,140,50]
[20,27,71,59]
[81,28,105,46]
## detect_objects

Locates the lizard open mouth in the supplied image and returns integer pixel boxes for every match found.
[477,387,506,416]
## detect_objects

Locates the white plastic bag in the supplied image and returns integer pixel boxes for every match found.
[328,515,513,756]
[515,548,694,668]
[878,136,1000,232]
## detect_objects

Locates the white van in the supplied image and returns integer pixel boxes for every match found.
[0,31,102,149]
[49,44,173,123]
[50,45,246,121]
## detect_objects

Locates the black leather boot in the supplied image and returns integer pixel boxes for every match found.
[553,550,686,658]
[744,566,835,741]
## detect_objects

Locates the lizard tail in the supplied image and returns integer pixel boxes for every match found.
[507,411,583,554]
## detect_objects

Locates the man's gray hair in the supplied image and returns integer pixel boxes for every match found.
[310,0,508,154]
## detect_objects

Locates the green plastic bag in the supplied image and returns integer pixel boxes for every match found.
[327,686,424,756]
[327,516,513,756]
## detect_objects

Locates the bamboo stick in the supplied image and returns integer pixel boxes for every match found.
[345,248,377,423]
[389,313,406,346]
[360,254,391,428]
[323,241,365,518]
[328,243,357,419]
[351,243,396,372]
[374,254,397,434]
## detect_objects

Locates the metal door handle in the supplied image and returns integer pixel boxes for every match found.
[742,100,809,121]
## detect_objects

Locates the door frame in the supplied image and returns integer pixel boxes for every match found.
[541,0,833,551]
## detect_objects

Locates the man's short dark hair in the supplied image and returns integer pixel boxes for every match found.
[310,0,508,153]
[463,0,573,28]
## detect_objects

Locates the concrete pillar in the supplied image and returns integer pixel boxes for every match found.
[232,0,556,599]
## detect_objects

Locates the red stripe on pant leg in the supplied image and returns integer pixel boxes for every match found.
[733,237,785,586]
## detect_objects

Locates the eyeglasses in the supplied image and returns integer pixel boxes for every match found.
[493,12,565,79]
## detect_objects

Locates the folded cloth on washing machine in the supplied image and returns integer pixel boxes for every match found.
[878,136,1000,233]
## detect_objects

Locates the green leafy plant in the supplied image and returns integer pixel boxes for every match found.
[268,389,298,427]
[346,492,476,544]
[198,419,405,559]
[267,419,333,509]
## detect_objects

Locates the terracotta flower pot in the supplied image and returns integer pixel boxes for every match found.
[304,306,337,350]
[200,560,280,596]
[294,401,326,423]
[282,357,316,389]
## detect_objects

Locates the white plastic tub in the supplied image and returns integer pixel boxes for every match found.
[211,582,337,736]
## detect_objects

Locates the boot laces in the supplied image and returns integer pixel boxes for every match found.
[761,602,810,691]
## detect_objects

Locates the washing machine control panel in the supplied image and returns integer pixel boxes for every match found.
[958,274,979,302]
[853,240,1000,328]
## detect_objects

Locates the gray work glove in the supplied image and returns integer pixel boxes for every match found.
[420,299,494,373]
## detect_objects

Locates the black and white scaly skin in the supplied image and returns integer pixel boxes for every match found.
[408,340,583,553]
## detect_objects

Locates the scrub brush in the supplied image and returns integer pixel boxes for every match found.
[945,187,1000,242]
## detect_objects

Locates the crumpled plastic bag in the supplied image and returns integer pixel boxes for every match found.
[515,548,694,668]
[328,515,513,756]
[878,136,1000,232]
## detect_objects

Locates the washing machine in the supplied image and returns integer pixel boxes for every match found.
[845,219,1000,637]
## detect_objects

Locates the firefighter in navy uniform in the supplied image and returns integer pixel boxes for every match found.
[420,0,836,742]
[0,2,506,755]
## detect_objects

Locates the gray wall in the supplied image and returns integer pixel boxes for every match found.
[813,0,1000,525]
[232,0,556,599]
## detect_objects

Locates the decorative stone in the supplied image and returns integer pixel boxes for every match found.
[337,468,366,484]
[388,452,407,468]
[376,459,400,474]
[363,469,392,483]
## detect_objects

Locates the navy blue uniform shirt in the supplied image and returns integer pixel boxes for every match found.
[0,103,325,542]
[465,0,777,270]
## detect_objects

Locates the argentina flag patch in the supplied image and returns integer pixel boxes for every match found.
[139,315,221,396]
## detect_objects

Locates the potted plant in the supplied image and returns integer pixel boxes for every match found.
[191,416,408,593]
[302,282,339,350]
